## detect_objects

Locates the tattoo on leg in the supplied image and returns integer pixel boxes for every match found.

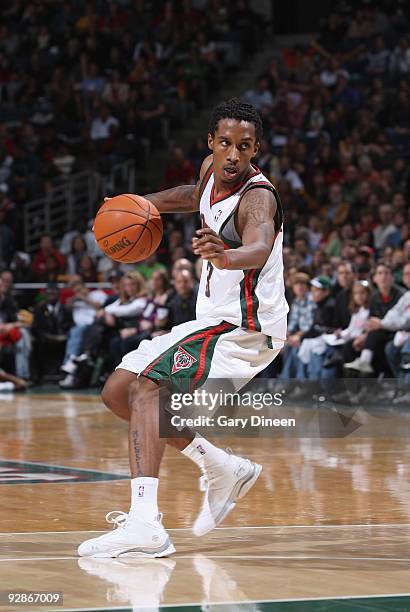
[131,429,144,477]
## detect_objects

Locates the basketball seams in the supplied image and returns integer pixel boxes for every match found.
[123,194,150,220]
[97,208,150,217]
[122,224,153,262]
[111,218,149,259]
[94,222,146,242]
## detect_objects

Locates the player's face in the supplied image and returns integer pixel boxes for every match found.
[208,119,259,185]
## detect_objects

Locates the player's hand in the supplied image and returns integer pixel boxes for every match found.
[192,228,226,269]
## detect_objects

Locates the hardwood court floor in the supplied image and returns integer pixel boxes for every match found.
[1,391,410,611]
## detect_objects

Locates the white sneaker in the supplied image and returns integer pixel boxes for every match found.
[193,453,262,537]
[58,374,76,389]
[61,358,77,375]
[77,511,176,558]
[344,358,374,374]
[0,382,15,391]
[392,391,410,406]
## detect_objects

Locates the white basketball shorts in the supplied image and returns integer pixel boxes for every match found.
[117,317,283,391]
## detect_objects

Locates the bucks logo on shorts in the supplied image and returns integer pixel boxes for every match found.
[171,346,197,374]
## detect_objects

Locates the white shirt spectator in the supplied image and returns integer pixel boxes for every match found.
[104,296,147,318]
[90,115,119,141]
[340,307,370,340]
[274,168,304,191]
[72,290,107,326]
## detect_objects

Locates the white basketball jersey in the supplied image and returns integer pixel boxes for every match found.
[196,163,289,340]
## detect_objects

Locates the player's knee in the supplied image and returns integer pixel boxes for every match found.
[101,378,117,411]
[128,376,158,411]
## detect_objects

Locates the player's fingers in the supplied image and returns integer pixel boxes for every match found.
[196,246,221,258]
[194,235,222,247]
[196,228,218,237]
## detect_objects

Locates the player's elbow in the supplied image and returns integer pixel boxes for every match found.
[255,245,271,268]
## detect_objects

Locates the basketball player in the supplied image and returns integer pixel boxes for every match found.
[78,98,288,557]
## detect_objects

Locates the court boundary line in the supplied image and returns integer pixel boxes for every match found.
[0,458,127,477]
[30,592,410,611]
[2,523,410,535]
[1,554,409,562]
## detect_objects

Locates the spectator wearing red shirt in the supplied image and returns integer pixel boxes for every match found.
[32,235,65,281]
[164,148,196,188]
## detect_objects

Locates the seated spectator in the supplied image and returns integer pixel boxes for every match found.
[295,276,335,380]
[281,272,316,379]
[0,275,19,375]
[345,263,404,374]
[0,269,31,380]
[71,272,148,384]
[66,236,88,276]
[31,283,72,382]
[78,254,98,282]
[59,277,107,387]
[167,270,197,327]
[324,280,372,372]
[32,235,65,281]
[59,219,88,256]
[90,105,119,141]
[164,148,196,188]
[109,269,171,365]
[365,291,410,380]
[332,261,355,328]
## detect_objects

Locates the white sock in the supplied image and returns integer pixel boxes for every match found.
[130,477,159,522]
[360,349,373,365]
[182,436,228,471]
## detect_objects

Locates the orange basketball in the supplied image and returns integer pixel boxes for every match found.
[93,194,163,263]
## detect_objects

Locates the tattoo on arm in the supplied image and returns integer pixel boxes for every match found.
[131,429,144,477]
[242,189,277,227]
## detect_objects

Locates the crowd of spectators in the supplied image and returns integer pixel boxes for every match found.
[0,0,265,254]
[252,3,410,399]
[0,2,410,400]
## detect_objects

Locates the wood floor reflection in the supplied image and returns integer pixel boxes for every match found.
[1,391,410,610]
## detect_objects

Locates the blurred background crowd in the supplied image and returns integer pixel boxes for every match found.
[0,1,409,396]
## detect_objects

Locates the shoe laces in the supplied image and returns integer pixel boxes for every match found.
[105,510,164,528]
[105,510,129,529]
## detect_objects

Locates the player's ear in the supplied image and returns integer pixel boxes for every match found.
[207,133,214,151]
[251,140,260,158]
